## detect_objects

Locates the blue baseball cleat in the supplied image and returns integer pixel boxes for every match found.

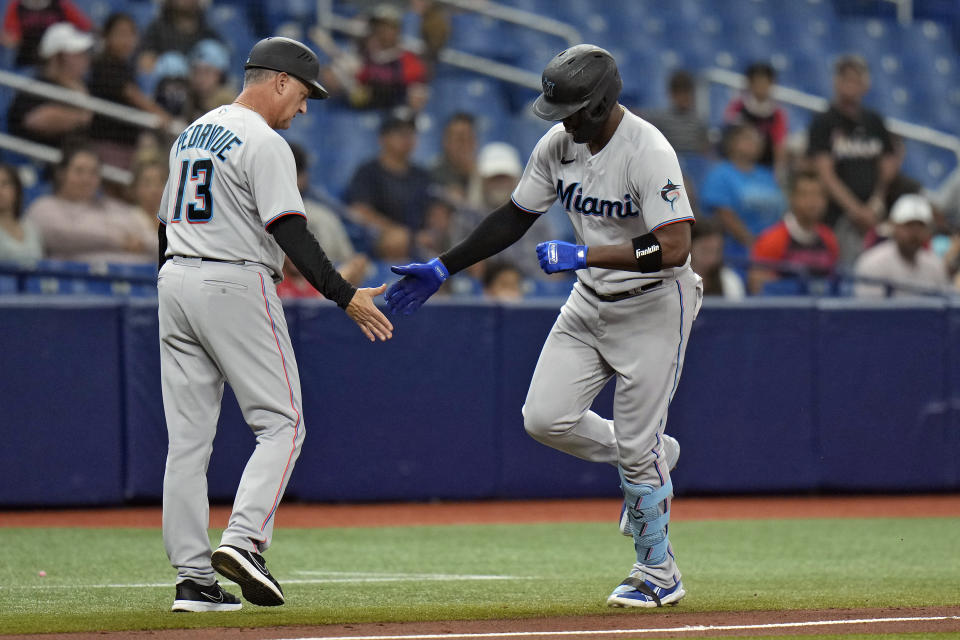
[606,575,685,608]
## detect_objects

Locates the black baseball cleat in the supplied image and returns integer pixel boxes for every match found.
[211,544,285,606]
[171,579,242,612]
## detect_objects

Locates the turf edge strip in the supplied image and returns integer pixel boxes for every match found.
[270,615,960,640]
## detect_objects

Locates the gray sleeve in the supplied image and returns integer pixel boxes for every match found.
[245,134,308,228]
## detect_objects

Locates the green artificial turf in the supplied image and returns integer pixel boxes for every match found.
[1,518,958,634]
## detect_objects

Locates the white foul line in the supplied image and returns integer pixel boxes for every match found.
[270,615,960,640]
[2,571,530,590]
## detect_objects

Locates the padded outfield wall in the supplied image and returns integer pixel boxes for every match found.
[0,296,956,506]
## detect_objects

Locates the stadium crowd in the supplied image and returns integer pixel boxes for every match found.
[0,0,957,300]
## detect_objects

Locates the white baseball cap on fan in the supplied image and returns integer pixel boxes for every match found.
[39,22,93,59]
[889,193,933,226]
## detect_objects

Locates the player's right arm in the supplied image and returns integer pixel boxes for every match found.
[384,130,558,316]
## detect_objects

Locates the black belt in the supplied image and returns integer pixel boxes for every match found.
[170,255,244,265]
[581,280,663,302]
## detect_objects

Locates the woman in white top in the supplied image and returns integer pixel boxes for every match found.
[0,164,43,263]
[25,143,156,265]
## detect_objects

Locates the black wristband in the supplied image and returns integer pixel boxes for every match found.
[632,232,663,273]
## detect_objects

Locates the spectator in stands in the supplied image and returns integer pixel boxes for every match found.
[808,55,897,266]
[345,111,432,260]
[152,51,190,119]
[642,70,710,154]
[25,143,155,265]
[127,154,166,227]
[700,123,786,260]
[414,186,456,259]
[883,135,928,215]
[290,143,369,286]
[748,170,838,295]
[276,257,323,299]
[417,0,450,65]
[854,194,948,298]
[89,13,173,169]
[933,166,960,232]
[7,22,92,146]
[690,217,745,299]
[431,112,482,208]
[482,261,524,302]
[1,0,90,68]
[447,141,557,280]
[0,164,41,262]
[351,3,428,112]
[138,0,222,73]
[724,62,788,178]
[184,38,234,122]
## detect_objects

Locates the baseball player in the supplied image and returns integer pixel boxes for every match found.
[385,45,702,607]
[157,37,393,612]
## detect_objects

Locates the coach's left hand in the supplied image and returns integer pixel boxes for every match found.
[536,240,588,274]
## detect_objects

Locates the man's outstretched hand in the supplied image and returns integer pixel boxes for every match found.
[385,257,449,316]
[346,284,394,341]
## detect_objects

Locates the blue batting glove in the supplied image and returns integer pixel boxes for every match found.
[385,257,449,316]
[536,241,588,274]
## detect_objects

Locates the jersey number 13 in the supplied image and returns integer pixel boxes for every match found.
[171,159,214,223]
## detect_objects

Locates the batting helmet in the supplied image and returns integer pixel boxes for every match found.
[245,37,329,100]
[532,44,622,134]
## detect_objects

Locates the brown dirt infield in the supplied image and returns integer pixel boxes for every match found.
[2,495,958,639]
[2,494,959,529]
[4,607,960,639]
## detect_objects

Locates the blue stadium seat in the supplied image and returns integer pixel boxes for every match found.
[677,153,716,191]
[304,108,381,199]
[121,1,157,29]
[206,4,258,79]
[507,112,553,161]
[778,53,833,96]
[0,272,17,294]
[427,74,510,131]
[264,0,317,33]
[447,13,519,61]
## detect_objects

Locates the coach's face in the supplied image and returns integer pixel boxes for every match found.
[274,73,309,129]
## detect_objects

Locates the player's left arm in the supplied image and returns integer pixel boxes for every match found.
[537,146,694,274]
[536,221,691,274]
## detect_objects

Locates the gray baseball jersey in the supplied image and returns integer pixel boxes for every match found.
[512,110,695,295]
[158,104,306,275]
[158,104,307,586]
[516,109,702,589]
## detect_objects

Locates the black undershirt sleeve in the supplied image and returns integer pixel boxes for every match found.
[439,200,539,275]
[268,214,357,309]
[158,224,167,271]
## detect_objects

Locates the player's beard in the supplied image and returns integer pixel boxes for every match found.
[571,118,603,144]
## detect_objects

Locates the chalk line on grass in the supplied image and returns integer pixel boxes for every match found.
[268,615,960,640]
[0,570,532,589]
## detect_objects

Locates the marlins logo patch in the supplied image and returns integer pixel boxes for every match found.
[660,179,683,211]
[542,79,556,97]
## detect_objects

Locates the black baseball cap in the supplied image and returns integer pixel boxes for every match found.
[379,108,417,134]
[245,37,329,100]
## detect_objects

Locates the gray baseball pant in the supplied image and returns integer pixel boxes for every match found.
[522,269,702,584]
[158,256,305,585]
